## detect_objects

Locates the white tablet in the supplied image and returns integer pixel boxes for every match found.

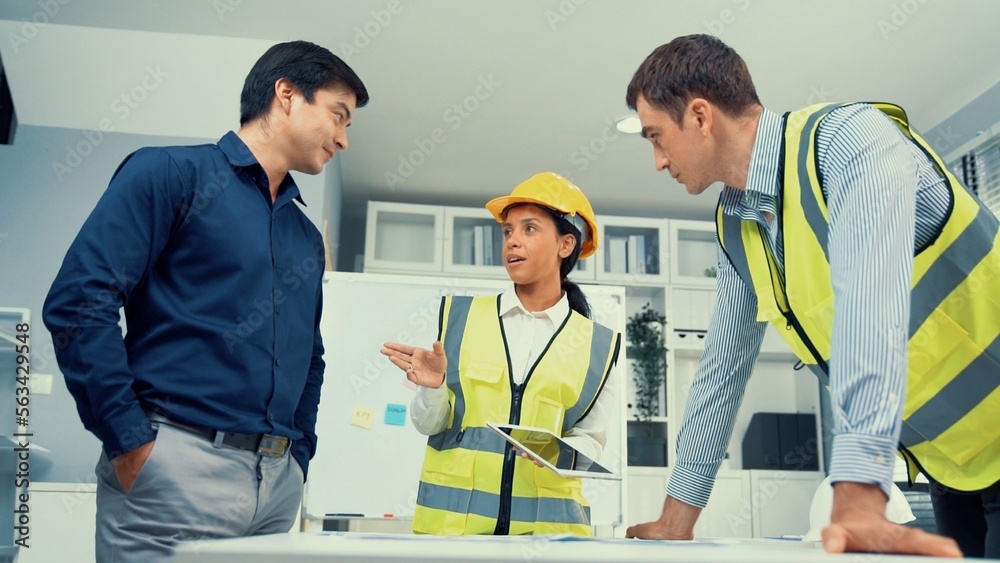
[487,422,621,481]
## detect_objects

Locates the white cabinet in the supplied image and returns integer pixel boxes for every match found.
[669,219,718,286]
[18,483,97,563]
[625,467,822,539]
[750,471,825,538]
[364,202,444,273]
[442,207,507,279]
[595,215,669,285]
[696,470,756,538]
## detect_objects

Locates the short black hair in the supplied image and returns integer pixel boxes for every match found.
[626,34,759,125]
[240,40,369,125]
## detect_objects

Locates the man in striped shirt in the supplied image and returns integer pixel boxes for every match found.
[622,34,998,558]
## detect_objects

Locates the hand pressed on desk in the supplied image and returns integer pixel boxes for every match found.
[822,482,961,558]
[625,496,699,540]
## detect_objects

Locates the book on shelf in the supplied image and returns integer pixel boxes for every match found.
[473,225,485,266]
[608,236,628,274]
[492,225,504,266]
[483,224,494,266]
[456,224,474,265]
[627,234,646,274]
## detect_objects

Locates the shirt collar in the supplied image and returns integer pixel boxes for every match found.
[218,131,305,206]
[719,108,783,216]
[499,287,570,322]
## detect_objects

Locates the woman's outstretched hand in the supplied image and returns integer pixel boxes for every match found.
[381,341,447,388]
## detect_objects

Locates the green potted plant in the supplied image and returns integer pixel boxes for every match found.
[625,303,669,466]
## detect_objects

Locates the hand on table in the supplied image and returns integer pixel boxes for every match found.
[625,496,699,540]
[822,482,961,557]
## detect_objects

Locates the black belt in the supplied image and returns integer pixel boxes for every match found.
[147,412,291,458]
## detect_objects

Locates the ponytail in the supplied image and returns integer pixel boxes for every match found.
[561,278,591,318]
[551,211,591,319]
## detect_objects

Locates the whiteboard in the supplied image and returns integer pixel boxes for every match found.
[304,272,627,528]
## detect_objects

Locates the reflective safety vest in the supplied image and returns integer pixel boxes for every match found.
[412,295,621,535]
[716,102,1000,492]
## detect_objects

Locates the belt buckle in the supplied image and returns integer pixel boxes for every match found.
[256,434,289,457]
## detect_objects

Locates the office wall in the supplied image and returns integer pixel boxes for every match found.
[924,79,1000,160]
[0,124,328,482]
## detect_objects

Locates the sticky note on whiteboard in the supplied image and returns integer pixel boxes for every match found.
[351,405,375,429]
[385,404,407,426]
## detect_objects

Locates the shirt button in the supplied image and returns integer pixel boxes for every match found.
[275,306,281,315]
[268,413,274,421]
[874,455,887,465]
[275,358,282,367]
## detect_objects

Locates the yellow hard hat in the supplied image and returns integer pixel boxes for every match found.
[485,172,598,259]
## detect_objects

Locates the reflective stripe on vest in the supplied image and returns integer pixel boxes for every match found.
[413,294,621,534]
[717,102,1000,491]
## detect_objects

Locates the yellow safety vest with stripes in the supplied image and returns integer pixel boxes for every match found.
[716,102,1000,492]
[412,295,621,535]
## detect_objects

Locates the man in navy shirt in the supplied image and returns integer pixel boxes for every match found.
[43,40,368,561]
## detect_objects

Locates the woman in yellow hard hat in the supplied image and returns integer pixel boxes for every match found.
[381,172,621,536]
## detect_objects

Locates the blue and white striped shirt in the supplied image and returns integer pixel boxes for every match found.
[667,104,951,508]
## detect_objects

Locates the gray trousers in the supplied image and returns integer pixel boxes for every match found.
[94,422,303,563]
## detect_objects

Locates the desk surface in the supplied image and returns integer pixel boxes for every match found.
[171,532,987,562]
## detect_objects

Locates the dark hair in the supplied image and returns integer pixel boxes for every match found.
[240,40,369,125]
[545,210,591,319]
[625,34,760,125]
[503,203,591,318]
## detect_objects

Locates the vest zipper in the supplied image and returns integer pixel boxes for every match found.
[758,225,830,375]
[494,382,524,535]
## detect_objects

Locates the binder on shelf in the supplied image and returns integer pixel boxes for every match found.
[742,412,781,470]
[634,234,646,274]
[483,224,494,266]
[473,225,485,266]
[609,236,628,274]
[492,225,505,266]
[743,412,819,471]
[455,225,474,265]
[795,415,819,471]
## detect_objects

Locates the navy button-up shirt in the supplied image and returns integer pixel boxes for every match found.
[44,132,326,476]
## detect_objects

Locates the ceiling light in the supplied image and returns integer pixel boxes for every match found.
[615,115,641,134]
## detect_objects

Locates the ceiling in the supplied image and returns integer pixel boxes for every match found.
[2,0,999,220]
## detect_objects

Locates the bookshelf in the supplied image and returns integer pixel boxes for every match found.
[595,215,670,286]
[363,202,444,273]
[669,219,719,287]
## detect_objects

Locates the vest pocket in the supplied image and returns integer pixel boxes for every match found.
[416,448,476,530]
[526,396,565,434]
[462,361,504,383]
[906,309,967,397]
